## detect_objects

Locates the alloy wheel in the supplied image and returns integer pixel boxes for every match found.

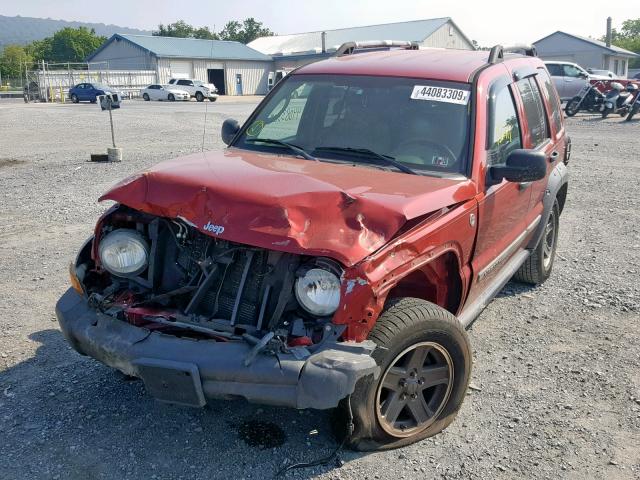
[542,210,557,270]
[376,341,453,437]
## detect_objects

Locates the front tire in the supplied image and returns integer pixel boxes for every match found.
[336,298,472,451]
[168,93,175,101]
[514,199,560,285]
[71,94,78,103]
[195,91,204,102]
[627,105,639,121]
[602,108,610,119]
[564,97,580,117]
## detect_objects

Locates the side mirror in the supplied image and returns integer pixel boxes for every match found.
[579,72,589,79]
[490,149,547,184]
[221,118,240,145]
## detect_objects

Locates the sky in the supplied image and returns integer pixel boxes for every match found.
[2,0,638,46]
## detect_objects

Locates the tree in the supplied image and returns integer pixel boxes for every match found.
[26,37,53,61]
[154,18,274,44]
[49,27,106,62]
[24,27,106,62]
[154,20,219,40]
[603,18,640,68]
[0,44,32,81]
[218,18,274,44]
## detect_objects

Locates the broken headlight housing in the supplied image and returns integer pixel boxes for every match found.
[295,268,341,316]
[98,229,149,277]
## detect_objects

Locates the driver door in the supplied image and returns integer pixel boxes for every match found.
[562,64,587,99]
[467,82,531,302]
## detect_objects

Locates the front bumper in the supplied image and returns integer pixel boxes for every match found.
[55,288,379,409]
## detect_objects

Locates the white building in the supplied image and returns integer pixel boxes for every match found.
[87,34,274,95]
[248,17,475,70]
[533,31,638,79]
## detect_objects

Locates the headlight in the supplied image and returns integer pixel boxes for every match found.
[98,229,149,277]
[295,268,341,316]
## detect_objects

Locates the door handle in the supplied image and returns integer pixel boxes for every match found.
[549,151,559,162]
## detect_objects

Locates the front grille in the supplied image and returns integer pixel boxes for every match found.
[201,249,269,327]
[163,227,295,332]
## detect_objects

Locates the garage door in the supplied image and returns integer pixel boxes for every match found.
[170,60,192,79]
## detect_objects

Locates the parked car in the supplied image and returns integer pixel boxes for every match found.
[69,82,123,104]
[167,78,218,102]
[141,84,190,102]
[544,61,590,101]
[587,68,618,79]
[57,43,569,451]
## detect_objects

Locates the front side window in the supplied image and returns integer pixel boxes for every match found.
[487,86,521,167]
[516,77,550,148]
[536,70,562,135]
[562,65,582,78]
[234,74,472,176]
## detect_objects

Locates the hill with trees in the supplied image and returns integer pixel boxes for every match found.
[0,14,149,51]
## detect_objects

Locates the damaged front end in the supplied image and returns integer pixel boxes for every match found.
[56,205,379,409]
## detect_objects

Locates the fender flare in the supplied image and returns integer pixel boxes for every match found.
[526,161,568,249]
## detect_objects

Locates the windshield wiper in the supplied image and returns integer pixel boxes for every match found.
[245,138,316,160]
[314,147,417,175]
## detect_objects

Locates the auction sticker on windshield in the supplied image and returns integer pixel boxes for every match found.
[410,86,470,105]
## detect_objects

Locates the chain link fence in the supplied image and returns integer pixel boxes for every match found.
[12,62,157,102]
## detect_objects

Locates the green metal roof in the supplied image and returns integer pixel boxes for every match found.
[88,34,273,62]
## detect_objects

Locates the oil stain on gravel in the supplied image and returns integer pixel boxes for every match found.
[238,420,286,449]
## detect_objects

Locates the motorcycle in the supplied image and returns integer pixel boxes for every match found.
[626,86,640,121]
[601,82,636,119]
[564,80,607,117]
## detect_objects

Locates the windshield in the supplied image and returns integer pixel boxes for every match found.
[234,74,472,175]
[93,83,111,90]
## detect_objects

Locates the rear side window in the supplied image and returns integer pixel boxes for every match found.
[516,78,549,148]
[168,79,176,84]
[536,70,562,135]
[488,86,522,166]
[545,64,563,76]
[177,80,193,86]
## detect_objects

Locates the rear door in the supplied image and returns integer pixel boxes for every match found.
[513,74,557,220]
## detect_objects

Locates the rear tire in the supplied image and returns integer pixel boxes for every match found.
[143,93,150,101]
[564,97,580,117]
[195,91,204,102]
[335,298,472,451]
[514,199,560,285]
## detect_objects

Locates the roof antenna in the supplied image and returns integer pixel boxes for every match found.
[201,37,215,152]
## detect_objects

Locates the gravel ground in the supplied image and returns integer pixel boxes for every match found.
[0,99,639,480]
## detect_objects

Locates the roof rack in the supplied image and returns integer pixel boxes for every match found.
[335,40,420,57]
[488,44,537,64]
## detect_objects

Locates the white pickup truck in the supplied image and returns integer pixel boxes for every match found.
[167,78,219,102]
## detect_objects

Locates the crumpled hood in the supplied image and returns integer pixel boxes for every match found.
[100,148,477,266]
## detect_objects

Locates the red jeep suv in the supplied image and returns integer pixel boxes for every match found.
[56,42,569,450]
